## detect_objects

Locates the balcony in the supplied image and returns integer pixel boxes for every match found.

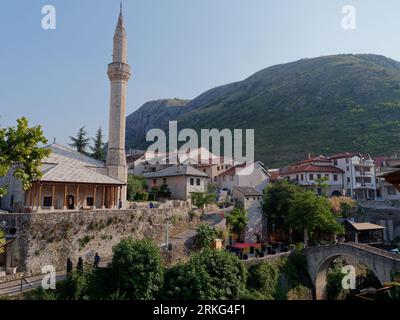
[352,159,374,166]
[355,171,372,177]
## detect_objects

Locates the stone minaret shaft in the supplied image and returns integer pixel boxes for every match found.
[107,7,131,207]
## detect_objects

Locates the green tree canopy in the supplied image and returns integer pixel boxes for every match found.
[262,180,303,232]
[247,261,279,299]
[127,175,147,201]
[226,207,249,242]
[90,126,105,161]
[69,126,90,155]
[161,249,246,300]
[111,238,163,300]
[287,191,344,246]
[0,117,50,196]
[190,191,216,213]
[196,223,219,249]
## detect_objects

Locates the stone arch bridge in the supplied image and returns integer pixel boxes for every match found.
[304,243,400,300]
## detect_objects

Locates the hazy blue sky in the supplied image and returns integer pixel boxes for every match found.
[1,0,400,145]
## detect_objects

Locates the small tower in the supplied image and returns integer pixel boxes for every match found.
[106,5,131,208]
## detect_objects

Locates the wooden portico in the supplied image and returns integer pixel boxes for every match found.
[24,181,124,212]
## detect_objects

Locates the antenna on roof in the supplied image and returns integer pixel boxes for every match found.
[53,137,56,144]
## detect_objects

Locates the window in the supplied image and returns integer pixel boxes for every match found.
[246,197,249,201]
[346,158,349,164]
[230,175,234,181]
[309,174,314,180]
[214,176,217,182]
[347,177,350,183]
[253,197,256,200]
[346,166,349,171]
[325,174,329,178]
[10,195,14,207]
[225,165,229,169]
[43,196,52,207]
[333,174,338,181]
[153,179,157,185]
[163,178,167,184]
[296,175,299,181]
[217,166,220,171]
[86,197,94,206]
[190,178,194,185]
[301,174,304,181]
[334,160,338,166]
[317,174,321,179]
[196,178,200,186]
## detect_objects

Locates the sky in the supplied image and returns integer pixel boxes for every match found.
[1,0,400,145]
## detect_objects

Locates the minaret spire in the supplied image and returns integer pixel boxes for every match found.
[106,6,131,208]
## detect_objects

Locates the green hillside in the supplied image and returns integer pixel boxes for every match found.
[126,54,400,167]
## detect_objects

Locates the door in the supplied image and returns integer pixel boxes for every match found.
[67,195,75,209]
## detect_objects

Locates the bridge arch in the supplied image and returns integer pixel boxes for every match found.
[304,243,400,300]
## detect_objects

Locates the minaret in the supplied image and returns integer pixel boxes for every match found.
[106,4,131,208]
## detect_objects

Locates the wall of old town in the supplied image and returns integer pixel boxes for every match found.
[0,206,197,276]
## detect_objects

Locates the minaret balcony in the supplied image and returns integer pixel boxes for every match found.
[108,62,131,81]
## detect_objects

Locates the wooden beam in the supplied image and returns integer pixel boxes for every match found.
[64,185,67,208]
[38,184,42,208]
[93,186,97,208]
[102,186,106,208]
[76,185,79,209]
[52,185,55,208]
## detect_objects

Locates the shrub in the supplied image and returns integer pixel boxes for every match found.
[247,261,279,298]
[161,249,246,300]
[287,285,313,300]
[112,238,163,300]
[196,223,218,249]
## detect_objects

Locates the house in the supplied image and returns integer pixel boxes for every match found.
[217,162,270,195]
[281,155,344,196]
[0,144,126,213]
[233,186,265,242]
[374,156,400,200]
[143,165,209,200]
[329,152,376,200]
[343,220,385,245]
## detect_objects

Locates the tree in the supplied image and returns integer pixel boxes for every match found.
[196,223,219,249]
[90,127,105,161]
[226,207,248,242]
[111,238,163,300]
[247,261,279,299]
[262,180,303,234]
[127,175,147,201]
[161,249,246,300]
[69,126,90,155]
[315,176,329,196]
[287,191,343,246]
[0,117,50,196]
[190,191,216,214]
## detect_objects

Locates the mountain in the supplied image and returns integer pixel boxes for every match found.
[125,54,400,167]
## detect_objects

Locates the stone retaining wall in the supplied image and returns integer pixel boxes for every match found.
[0,207,196,276]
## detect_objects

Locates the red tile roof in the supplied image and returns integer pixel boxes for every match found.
[283,164,344,175]
[291,156,332,166]
[372,156,387,168]
[328,152,361,159]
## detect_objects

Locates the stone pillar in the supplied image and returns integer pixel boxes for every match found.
[377,220,387,243]
[106,8,130,209]
[386,220,394,242]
